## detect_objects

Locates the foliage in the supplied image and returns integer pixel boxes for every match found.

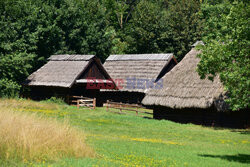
[0,78,20,97]
[163,0,202,61]
[42,96,66,105]
[120,0,202,61]
[123,1,165,54]
[0,0,110,96]
[0,0,248,110]
[198,1,250,110]
[199,0,232,41]
[0,0,202,96]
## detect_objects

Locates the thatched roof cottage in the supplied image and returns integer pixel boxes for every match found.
[142,45,226,110]
[102,54,177,104]
[24,55,116,101]
[142,43,249,128]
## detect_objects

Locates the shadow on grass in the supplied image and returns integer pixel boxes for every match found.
[209,126,250,132]
[230,129,250,135]
[142,116,153,119]
[199,154,250,164]
[211,126,232,130]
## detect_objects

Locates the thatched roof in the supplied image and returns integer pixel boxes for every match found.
[106,54,173,61]
[103,54,176,92]
[192,41,204,47]
[142,48,227,111]
[48,54,95,61]
[24,55,110,88]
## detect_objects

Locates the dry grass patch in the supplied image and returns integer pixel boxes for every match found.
[0,98,62,111]
[0,110,95,162]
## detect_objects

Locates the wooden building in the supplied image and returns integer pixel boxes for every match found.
[101,53,177,104]
[142,42,249,128]
[24,54,116,103]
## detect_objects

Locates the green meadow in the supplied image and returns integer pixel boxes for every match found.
[0,99,249,167]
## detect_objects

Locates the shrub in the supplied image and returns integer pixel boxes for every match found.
[0,79,21,98]
[42,96,66,105]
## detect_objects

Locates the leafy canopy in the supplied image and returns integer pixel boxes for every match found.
[198,1,250,110]
[0,0,203,97]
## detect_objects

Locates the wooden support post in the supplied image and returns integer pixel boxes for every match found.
[93,98,96,110]
[66,94,70,104]
[120,102,122,113]
[106,100,109,112]
[77,100,79,109]
[136,104,138,116]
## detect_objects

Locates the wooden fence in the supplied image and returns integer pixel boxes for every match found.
[69,96,96,109]
[105,100,152,116]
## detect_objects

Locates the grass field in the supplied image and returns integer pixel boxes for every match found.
[0,98,249,167]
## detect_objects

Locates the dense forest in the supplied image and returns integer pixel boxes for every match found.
[0,0,249,110]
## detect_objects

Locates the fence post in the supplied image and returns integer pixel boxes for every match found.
[93,98,96,110]
[77,100,79,109]
[136,104,138,116]
[66,94,70,104]
[120,102,122,113]
[106,100,109,112]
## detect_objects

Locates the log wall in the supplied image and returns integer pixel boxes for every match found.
[153,106,250,129]
[99,91,145,105]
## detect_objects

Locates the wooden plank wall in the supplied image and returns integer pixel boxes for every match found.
[153,106,250,129]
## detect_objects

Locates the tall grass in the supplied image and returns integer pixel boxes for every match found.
[0,98,62,111]
[0,109,95,162]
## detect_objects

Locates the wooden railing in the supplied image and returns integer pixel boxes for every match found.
[105,100,152,116]
[69,96,96,109]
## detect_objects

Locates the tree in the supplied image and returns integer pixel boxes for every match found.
[0,0,111,96]
[0,0,39,96]
[166,0,202,61]
[122,0,202,61]
[197,1,250,110]
[123,1,164,53]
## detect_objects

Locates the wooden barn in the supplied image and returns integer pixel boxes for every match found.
[101,54,177,104]
[24,54,116,104]
[142,43,249,128]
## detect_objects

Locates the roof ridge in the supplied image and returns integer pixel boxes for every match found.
[48,54,95,61]
[106,53,173,61]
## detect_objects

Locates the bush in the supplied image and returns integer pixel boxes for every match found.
[42,97,66,105]
[0,79,20,98]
